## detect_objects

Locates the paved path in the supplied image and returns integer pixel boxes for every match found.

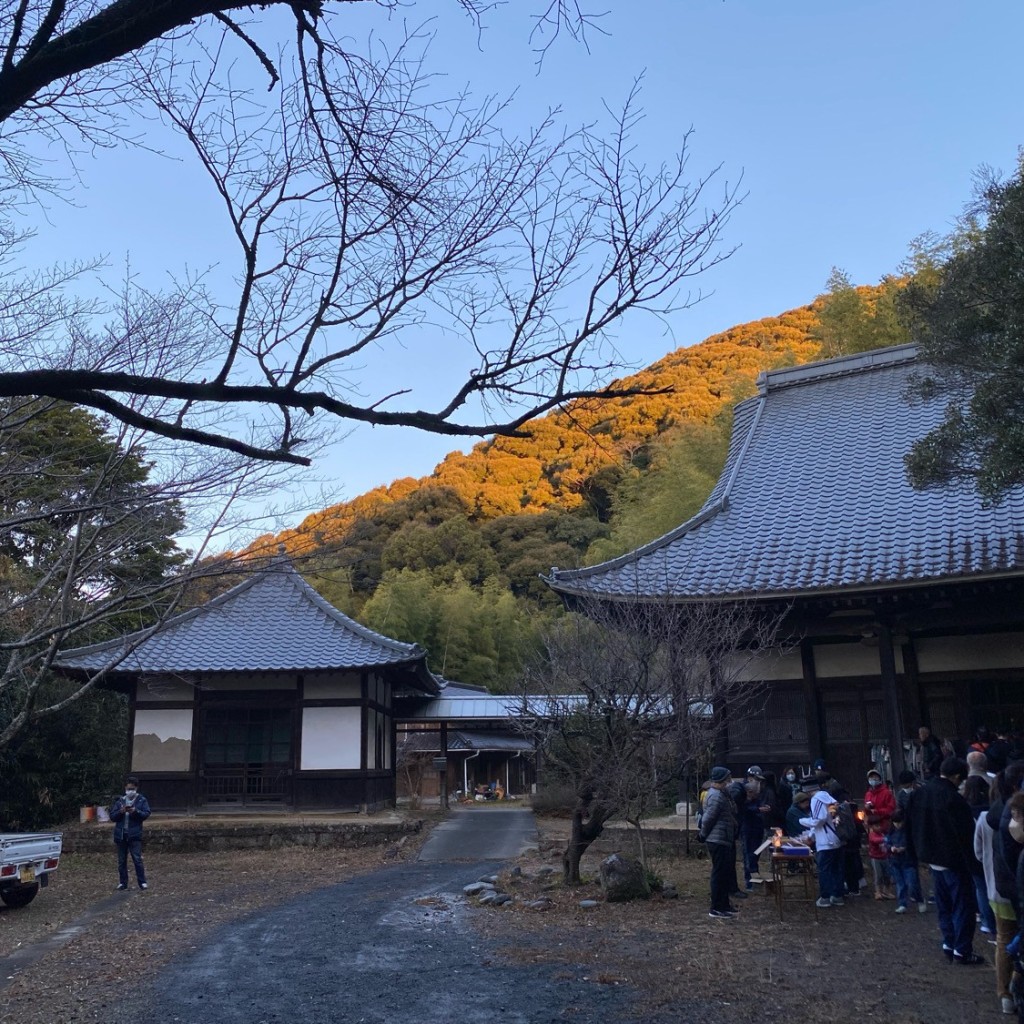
[134,809,639,1024]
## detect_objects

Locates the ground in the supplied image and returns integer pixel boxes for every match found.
[0,812,1009,1023]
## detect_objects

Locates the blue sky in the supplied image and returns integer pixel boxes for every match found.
[19,1,1024,534]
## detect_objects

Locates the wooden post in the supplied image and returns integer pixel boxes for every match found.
[876,622,905,779]
[439,722,449,810]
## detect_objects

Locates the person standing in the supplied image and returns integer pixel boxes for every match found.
[917,726,944,780]
[729,766,769,890]
[864,769,896,899]
[111,775,151,891]
[699,766,739,919]
[802,785,846,908]
[906,756,984,965]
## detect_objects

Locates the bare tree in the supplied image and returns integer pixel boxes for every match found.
[0,379,299,752]
[516,598,783,885]
[0,2,740,465]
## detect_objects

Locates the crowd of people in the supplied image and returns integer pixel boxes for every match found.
[696,726,1024,1018]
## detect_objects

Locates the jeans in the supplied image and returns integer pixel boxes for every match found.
[816,847,844,900]
[930,867,977,957]
[892,861,923,907]
[974,874,996,933]
[116,838,146,887]
[708,841,735,912]
[740,826,763,885]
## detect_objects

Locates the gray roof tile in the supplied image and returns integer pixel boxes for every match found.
[549,345,1024,600]
[57,560,435,685]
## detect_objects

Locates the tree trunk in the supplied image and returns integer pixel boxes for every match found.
[562,799,611,884]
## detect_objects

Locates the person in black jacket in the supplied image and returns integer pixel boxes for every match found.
[906,756,984,965]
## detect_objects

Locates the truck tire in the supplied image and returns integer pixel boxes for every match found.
[0,882,40,908]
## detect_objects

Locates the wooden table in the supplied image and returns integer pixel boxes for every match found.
[770,850,818,921]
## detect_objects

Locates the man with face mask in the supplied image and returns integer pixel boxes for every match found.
[110,775,151,891]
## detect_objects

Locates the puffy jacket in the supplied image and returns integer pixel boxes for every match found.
[111,793,151,842]
[699,786,738,846]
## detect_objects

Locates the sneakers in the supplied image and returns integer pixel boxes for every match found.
[980,925,995,935]
[829,896,845,906]
[1002,996,1016,1015]
[815,897,832,908]
[708,909,733,919]
[744,882,754,892]
[954,952,985,966]
[895,905,907,914]
[918,902,928,913]
[731,890,749,900]
[116,883,128,891]
[942,944,954,962]
[139,882,148,890]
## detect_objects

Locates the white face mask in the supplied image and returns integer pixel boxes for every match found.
[1011,818,1024,845]
[785,773,796,782]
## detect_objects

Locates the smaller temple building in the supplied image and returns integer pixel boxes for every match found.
[56,558,438,812]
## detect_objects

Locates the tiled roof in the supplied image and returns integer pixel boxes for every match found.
[548,345,1024,601]
[57,559,437,688]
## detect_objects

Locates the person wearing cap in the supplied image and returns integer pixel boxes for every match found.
[699,766,740,918]
[110,775,151,891]
[785,790,812,838]
[730,765,770,890]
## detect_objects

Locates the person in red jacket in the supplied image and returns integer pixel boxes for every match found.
[864,769,896,899]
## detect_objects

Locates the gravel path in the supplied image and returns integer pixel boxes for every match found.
[126,809,631,1024]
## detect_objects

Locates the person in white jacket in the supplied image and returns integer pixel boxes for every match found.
[974,809,1015,1014]
[802,788,845,908]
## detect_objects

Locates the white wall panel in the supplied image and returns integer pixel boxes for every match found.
[301,706,361,769]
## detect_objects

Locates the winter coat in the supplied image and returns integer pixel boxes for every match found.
[864,783,896,831]
[906,777,982,877]
[867,826,889,860]
[975,812,1014,911]
[886,822,914,868]
[699,786,738,846]
[991,798,1021,902]
[111,793,151,843]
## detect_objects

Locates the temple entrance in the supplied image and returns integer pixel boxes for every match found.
[200,706,293,806]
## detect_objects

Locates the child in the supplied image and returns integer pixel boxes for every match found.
[886,808,925,913]
[867,818,893,899]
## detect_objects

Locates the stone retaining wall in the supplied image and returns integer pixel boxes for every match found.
[61,819,423,854]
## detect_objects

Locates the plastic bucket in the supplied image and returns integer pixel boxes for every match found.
[79,805,96,823]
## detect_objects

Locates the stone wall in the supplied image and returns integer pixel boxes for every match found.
[61,819,422,854]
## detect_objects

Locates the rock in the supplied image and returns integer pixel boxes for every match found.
[579,899,600,909]
[509,866,523,878]
[463,881,496,896]
[598,853,649,903]
[526,898,552,911]
[492,893,513,906]
[478,892,502,905]
[480,874,499,884]
[534,866,557,878]
[660,885,679,899]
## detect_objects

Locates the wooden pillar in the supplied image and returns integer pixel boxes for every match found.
[439,722,449,810]
[800,640,824,761]
[876,622,905,779]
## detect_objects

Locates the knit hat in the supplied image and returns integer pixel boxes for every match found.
[710,766,731,783]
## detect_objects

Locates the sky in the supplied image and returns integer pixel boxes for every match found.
[17,1,1024,540]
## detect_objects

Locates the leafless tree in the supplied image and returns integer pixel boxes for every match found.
[0,377,301,752]
[0,2,740,466]
[515,598,783,885]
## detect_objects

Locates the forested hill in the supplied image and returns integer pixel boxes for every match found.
[250,283,904,690]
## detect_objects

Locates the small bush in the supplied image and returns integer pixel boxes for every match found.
[530,782,577,816]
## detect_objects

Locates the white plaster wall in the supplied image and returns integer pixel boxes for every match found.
[136,677,195,702]
[724,648,803,682]
[300,706,361,769]
[915,633,1024,673]
[812,642,905,678]
[304,675,361,700]
[132,708,193,771]
[203,674,297,691]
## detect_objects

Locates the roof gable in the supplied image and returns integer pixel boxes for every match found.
[57,559,437,689]
[549,345,1024,600]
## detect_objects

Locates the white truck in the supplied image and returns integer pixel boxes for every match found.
[0,832,62,908]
